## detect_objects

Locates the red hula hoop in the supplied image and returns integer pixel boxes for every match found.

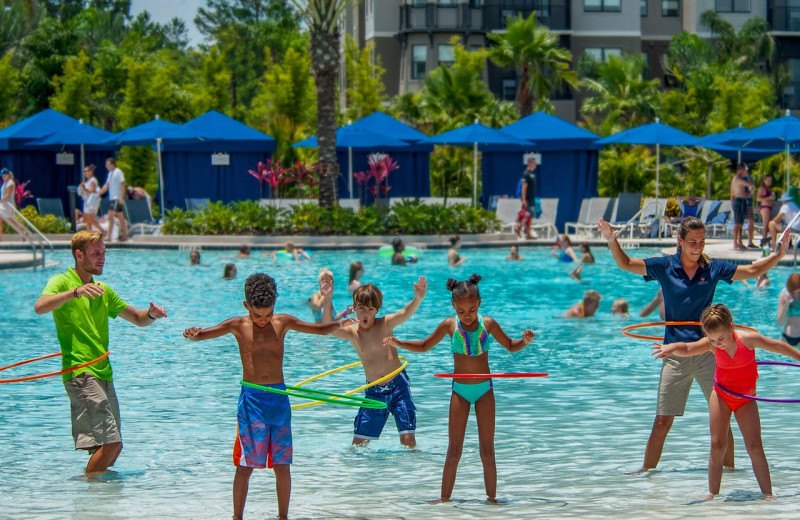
[621,321,758,341]
[0,351,111,384]
[434,373,548,378]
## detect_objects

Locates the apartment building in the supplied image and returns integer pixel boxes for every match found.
[342,0,800,120]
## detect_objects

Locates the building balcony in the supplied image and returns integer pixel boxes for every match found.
[399,1,570,35]
[769,7,800,33]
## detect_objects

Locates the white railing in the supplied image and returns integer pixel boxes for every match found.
[614,201,664,240]
[0,204,52,270]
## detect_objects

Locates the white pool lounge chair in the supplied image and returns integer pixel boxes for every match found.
[564,197,614,237]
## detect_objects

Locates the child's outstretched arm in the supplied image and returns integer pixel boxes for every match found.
[283,315,357,336]
[383,318,451,353]
[651,338,712,358]
[744,332,800,362]
[183,318,238,341]
[386,276,427,328]
[483,317,534,352]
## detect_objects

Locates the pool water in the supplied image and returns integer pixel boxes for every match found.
[1,247,799,520]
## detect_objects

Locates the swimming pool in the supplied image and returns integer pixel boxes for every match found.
[1,246,799,520]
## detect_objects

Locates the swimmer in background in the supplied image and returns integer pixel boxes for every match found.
[391,238,418,265]
[326,277,427,447]
[383,274,534,504]
[189,250,201,265]
[652,303,800,500]
[348,261,364,293]
[309,268,351,323]
[551,234,578,263]
[506,245,523,261]
[639,288,665,320]
[778,273,800,345]
[756,273,770,288]
[569,242,596,280]
[266,241,312,261]
[612,299,630,318]
[448,234,467,266]
[183,273,356,520]
[223,263,237,280]
[235,245,251,258]
[564,289,602,318]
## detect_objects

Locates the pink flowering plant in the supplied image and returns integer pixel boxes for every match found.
[282,161,318,202]
[15,179,32,207]
[248,158,286,202]
[353,154,399,207]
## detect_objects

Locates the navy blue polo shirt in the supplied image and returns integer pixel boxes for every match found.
[643,252,738,344]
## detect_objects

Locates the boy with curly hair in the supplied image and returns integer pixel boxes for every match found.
[184,273,354,520]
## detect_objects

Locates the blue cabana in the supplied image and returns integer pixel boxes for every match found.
[0,109,114,213]
[483,112,601,231]
[160,111,276,208]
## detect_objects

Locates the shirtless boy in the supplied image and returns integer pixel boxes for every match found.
[731,163,756,250]
[325,276,427,448]
[184,273,354,520]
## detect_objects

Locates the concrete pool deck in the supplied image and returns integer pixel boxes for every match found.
[0,233,797,269]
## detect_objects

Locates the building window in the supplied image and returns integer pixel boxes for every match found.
[714,0,749,12]
[641,0,647,16]
[502,79,517,101]
[438,44,455,66]
[584,47,622,62]
[412,45,427,79]
[662,0,679,16]
[584,0,622,12]
[412,0,425,6]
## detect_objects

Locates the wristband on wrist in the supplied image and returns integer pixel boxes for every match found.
[147,310,157,320]
[73,287,79,299]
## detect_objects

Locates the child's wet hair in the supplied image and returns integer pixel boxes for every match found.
[449,234,460,246]
[353,283,382,310]
[701,303,733,332]
[787,273,800,292]
[245,273,278,308]
[446,274,481,300]
[349,261,363,283]
[391,237,404,252]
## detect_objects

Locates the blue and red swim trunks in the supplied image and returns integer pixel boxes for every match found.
[234,383,293,468]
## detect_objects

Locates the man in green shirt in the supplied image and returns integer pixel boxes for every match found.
[34,230,167,475]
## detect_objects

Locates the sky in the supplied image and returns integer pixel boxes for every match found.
[130,0,206,47]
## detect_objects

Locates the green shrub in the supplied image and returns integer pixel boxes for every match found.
[16,205,71,234]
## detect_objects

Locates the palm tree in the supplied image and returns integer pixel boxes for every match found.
[290,0,361,208]
[487,12,576,116]
[580,54,661,132]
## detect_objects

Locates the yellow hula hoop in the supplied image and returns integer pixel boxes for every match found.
[290,356,408,410]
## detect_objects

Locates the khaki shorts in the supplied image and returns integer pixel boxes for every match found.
[63,372,122,450]
[656,351,716,416]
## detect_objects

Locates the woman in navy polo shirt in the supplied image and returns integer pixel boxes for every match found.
[598,216,789,474]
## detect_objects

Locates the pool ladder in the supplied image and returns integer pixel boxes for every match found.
[0,203,52,270]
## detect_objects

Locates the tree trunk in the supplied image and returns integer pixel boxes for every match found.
[516,63,534,117]
[311,29,341,209]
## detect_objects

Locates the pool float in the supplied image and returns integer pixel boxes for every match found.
[378,245,419,258]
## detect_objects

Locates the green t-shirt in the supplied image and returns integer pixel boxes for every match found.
[41,267,128,381]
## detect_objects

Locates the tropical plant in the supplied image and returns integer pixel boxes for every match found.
[15,178,32,207]
[248,158,285,201]
[281,160,318,201]
[290,0,363,208]
[343,33,385,121]
[18,205,69,233]
[487,12,577,116]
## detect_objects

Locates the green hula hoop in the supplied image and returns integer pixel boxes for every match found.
[240,381,387,409]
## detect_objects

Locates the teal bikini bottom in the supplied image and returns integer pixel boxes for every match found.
[452,380,493,404]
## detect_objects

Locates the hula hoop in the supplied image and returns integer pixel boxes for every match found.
[0,351,111,384]
[291,356,409,410]
[434,373,548,378]
[241,381,387,409]
[714,361,800,403]
[621,321,758,341]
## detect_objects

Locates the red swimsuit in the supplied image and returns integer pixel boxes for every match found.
[714,333,758,411]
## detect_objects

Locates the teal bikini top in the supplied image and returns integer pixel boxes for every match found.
[451,315,490,356]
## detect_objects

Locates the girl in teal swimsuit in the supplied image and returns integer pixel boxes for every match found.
[384,274,535,504]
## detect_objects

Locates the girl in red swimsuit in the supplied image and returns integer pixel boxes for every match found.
[652,303,800,500]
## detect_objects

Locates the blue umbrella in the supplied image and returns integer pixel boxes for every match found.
[719,111,800,192]
[421,122,532,205]
[27,120,116,173]
[0,109,81,150]
[502,111,601,151]
[293,126,410,198]
[105,117,205,217]
[595,118,698,200]
[348,111,428,143]
[177,111,276,152]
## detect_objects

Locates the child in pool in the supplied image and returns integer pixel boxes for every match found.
[506,245,523,261]
[383,274,535,503]
[551,234,578,263]
[652,303,800,500]
[569,242,595,279]
[448,234,467,266]
[348,261,364,293]
[327,277,427,447]
[266,241,312,261]
[183,273,355,520]
[391,238,418,265]
[564,289,601,318]
[308,268,350,323]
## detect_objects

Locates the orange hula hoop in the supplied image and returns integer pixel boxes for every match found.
[621,321,758,341]
[0,351,111,384]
